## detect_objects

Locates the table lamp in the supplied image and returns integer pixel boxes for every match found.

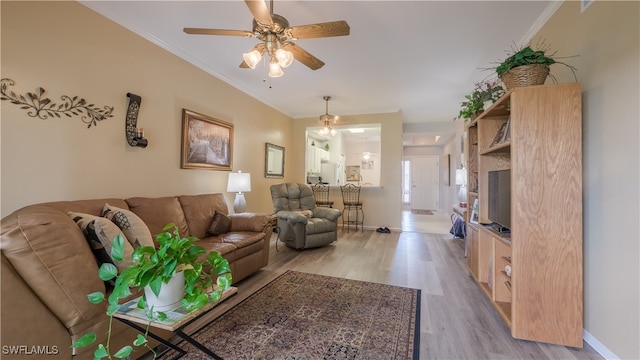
[227,171,251,213]
[455,168,467,207]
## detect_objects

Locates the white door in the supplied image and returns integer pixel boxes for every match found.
[409,156,439,210]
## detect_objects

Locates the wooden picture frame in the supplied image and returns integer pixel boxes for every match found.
[490,122,508,147]
[265,142,285,178]
[346,165,361,181]
[181,109,233,170]
[470,198,479,224]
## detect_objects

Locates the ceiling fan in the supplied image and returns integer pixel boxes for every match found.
[183,0,350,77]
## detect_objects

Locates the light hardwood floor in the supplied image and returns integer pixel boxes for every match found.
[197,213,603,360]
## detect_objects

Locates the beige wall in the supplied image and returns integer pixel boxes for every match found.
[536,2,639,358]
[294,112,403,230]
[1,1,297,217]
[2,1,639,358]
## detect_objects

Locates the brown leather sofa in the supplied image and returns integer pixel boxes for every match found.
[0,193,272,360]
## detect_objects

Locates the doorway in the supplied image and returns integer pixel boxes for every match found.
[402,156,439,211]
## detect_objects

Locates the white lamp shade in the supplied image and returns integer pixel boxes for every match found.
[268,60,283,78]
[227,172,251,193]
[242,49,262,69]
[455,168,467,186]
[275,48,293,68]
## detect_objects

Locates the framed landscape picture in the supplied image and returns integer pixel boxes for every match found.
[470,198,479,224]
[181,109,233,170]
[346,165,360,181]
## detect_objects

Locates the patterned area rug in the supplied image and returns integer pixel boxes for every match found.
[411,209,434,215]
[167,270,420,359]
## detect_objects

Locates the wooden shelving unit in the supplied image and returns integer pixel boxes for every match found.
[464,83,583,348]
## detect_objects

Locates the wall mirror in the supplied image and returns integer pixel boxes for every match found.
[265,143,285,178]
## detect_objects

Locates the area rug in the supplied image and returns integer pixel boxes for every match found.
[411,209,434,215]
[167,270,420,359]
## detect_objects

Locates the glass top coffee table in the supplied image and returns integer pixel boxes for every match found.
[113,287,238,359]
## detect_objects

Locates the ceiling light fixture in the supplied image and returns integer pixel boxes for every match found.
[243,33,293,78]
[362,137,371,160]
[318,96,338,136]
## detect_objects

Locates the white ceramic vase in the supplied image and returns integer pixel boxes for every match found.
[144,271,185,312]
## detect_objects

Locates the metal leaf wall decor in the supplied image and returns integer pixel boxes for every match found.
[0,78,114,128]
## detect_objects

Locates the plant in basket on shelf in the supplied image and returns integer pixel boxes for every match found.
[491,39,577,90]
[72,223,232,360]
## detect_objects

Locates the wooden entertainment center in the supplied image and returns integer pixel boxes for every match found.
[464,83,583,347]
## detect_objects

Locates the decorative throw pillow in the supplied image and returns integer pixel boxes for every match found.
[68,212,135,274]
[207,210,231,236]
[102,203,154,248]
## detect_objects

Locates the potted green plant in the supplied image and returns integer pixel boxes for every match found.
[476,80,505,110]
[72,223,232,359]
[455,81,504,121]
[455,87,482,121]
[494,40,577,90]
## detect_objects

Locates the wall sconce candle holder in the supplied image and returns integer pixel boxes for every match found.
[125,93,148,148]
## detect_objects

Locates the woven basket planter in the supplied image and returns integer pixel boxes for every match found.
[500,64,550,90]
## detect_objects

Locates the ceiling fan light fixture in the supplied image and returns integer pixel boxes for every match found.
[317,96,339,137]
[362,151,371,160]
[184,1,350,78]
[275,48,293,68]
[242,49,262,69]
[268,59,284,78]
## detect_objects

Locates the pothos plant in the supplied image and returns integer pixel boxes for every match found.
[72,223,232,359]
[455,81,505,121]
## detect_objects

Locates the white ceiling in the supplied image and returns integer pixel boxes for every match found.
[81,0,555,146]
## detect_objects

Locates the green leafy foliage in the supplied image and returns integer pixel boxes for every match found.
[495,46,555,76]
[488,40,577,81]
[71,222,232,359]
[455,81,505,121]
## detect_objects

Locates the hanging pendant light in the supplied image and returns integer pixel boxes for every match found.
[318,96,339,136]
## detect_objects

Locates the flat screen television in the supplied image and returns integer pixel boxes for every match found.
[488,169,511,232]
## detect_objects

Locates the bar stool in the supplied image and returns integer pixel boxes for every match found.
[311,183,334,208]
[340,183,364,232]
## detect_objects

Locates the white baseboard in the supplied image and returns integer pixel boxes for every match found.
[583,329,619,360]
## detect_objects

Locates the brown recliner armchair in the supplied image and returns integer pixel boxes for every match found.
[270,183,342,249]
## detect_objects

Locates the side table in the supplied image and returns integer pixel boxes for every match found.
[113,287,238,359]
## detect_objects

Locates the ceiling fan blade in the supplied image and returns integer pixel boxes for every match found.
[283,42,324,70]
[183,28,254,37]
[288,20,350,39]
[245,0,273,26]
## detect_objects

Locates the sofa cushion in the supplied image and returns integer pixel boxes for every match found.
[68,212,135,274]
[102,204,154,248]
[197,237,237,263]
[38,198,129,217]
[208,210,231,236]
[178,194,229,239]
[0,206,105,334]
[125,196,189,239]
[221,232,265,259]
